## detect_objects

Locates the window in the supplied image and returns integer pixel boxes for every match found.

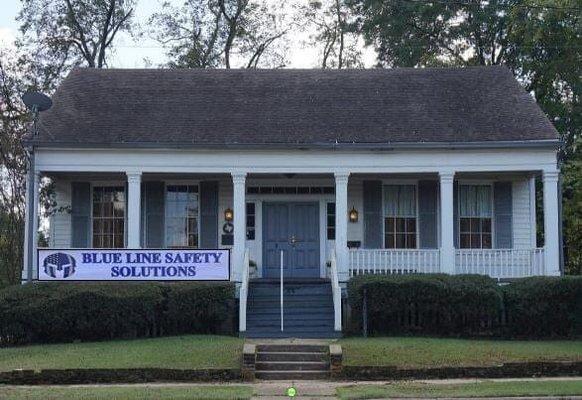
[459,184,492,249]
[327,202,335,240]
[165,185,199,248]
[384,185,417,249]
[92,186,125,248]
[246,202,255,240]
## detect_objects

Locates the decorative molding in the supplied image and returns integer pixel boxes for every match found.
[334,172,350,185]
[231,172,247,185]
[542,170,559,182]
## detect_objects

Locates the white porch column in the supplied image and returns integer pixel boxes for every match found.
[23,168,40,282]
[543,170,560,276]
[232,172,247,281]
[335,172,349,281]
[439,171,455,274]
[126,172,142,248]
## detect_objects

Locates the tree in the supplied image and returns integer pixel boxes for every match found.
[18,0,136,69]
[149,0,289,69]
[0,53,30,286]
[300,0,363,68]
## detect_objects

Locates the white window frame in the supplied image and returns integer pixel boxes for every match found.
[90,182,126,249]
[457,181,495,249]
[381,180,419,250]
[163,181,201,249]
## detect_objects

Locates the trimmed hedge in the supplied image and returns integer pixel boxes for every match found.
[0,282,235,346]
[347,274,582,339]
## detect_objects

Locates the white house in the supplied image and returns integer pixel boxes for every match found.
[23,66,561,337]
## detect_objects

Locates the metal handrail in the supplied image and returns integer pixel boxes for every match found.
[280,249,284,332]
[238,248,250,332]
[330,250,342,331]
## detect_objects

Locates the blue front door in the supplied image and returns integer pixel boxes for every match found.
[263,202,320,278]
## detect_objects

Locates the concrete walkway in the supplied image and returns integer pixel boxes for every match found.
[2,377,582,399]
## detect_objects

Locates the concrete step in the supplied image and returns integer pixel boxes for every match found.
[256,361,329,371]
[256,344,328,353]
[256,351,328,362]
[255,370,330,380]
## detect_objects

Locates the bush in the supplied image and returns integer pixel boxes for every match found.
[502,276,582,338]
[348,274,502,337]
[0,282,235,346]
[348,274,582,338]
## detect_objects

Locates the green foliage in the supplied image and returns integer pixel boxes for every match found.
[502,276,582,337]
[348,274,582,338]
[348,274,502,336]
[0,282,235,346]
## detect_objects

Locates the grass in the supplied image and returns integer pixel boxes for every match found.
[0,335,243,371]
[339,337,582,368]
[336,379,582,399]
[0,385,253,400]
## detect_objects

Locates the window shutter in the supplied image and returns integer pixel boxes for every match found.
[71,182,91,248]
[200,181,219,248]
[494,181,513,249]
[363,180,383,248]
[418,180,438,248]
[145,181,165,248]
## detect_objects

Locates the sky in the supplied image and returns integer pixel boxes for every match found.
[0,0,375,68]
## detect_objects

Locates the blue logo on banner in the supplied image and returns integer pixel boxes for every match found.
[44,253,77,278]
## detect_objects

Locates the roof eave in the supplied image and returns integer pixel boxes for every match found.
[25,139,562,151]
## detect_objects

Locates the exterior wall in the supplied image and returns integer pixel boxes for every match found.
[513,177,535,249]
[49,179,72,248]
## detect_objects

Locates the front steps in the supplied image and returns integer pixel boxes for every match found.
[245,279,340,339]
[255,344,330,380]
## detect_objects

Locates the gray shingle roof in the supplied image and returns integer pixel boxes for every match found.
[33,66,559,148]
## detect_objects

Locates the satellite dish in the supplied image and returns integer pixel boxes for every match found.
[22,91,52,112]
[21,91,52,136]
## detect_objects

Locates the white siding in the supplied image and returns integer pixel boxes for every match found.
[512,177,534,249]
[49,180,72,248]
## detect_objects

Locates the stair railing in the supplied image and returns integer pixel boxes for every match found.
[239,248,250,333]
[330,250,342,331]
[280,249,284,332]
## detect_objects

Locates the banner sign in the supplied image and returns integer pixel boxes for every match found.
[38,249,230,281]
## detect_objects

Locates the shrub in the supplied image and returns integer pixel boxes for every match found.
[0,282,235,346]
[347,274,582,339]
[502,276,582,338]
[347,274,502,337]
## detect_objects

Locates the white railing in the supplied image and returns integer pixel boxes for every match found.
[238,248,250,333]
[348,249,441,276]
[329,250,342,331]
[455,248,545,278]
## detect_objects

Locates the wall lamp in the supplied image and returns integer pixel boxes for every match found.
[224,208,234,222]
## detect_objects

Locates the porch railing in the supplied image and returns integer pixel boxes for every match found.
[348,249,441,276]
[238,248,250,333]
[455,248,545,278]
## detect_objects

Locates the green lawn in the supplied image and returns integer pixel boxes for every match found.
[0,385,253,400]
[0,335,243,371]
[337,379,582,399]
[339,337,582,368]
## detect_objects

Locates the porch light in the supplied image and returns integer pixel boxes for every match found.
[349,206,359,223]
[224,208,234,222]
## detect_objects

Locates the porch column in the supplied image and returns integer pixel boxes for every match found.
[23,167,39,283]
[439,171,455,274]
[126,172,142,248]
[232,172,247,281]
[543,170,560,276]
[335,172,349,281]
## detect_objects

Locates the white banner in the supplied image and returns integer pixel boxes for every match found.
[38,249,230,281]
